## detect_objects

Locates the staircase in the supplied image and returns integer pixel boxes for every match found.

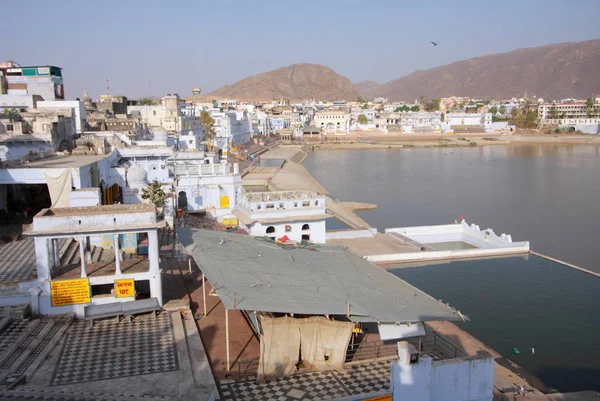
[0,315,73,390]
[58,238,138,267]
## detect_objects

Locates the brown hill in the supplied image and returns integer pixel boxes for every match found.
[353,81,379,96]
[364,40,600,101]
[207,63,360,101]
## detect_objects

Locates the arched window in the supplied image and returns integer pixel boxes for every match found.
[266,226,275,234]
[302,224,310,231]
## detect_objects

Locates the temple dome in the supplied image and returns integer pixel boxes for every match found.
[127,164,147,184]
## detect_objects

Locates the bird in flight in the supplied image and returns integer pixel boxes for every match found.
[431,41,438,46]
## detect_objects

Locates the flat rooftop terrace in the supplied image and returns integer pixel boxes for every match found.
[4,154,110,169]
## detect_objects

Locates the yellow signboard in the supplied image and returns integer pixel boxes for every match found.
[114,279,135,298]
[50,278,91,307]
[220,195,230,209]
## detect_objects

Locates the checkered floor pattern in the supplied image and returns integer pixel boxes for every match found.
[0,238,37,283]
[0,320,30,356]
[218,360,390,401]
[50,313,179,386]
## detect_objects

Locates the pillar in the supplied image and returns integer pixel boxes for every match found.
[233,163,239,175]
[79,236,87,278]
[33,238,52,281]
[113,234,121,275]
[147,229,163,305]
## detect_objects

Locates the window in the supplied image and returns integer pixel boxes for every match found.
[285,225,292,232]
[266,226,275,234]
[6,124,13,131]
[302,224,310,231]
[153,111,156,116]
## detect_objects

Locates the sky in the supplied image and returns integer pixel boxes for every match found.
[2,0,599,99]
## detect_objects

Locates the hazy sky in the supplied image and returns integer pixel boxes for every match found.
[2,0,599,99]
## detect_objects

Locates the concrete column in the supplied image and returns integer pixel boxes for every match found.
[52,239,60,267]
[113,234,122,275]
[147,229,159,273]
[211,163,215,175]
[28,286,42,316]
[233,163,239,175]
[79,236,87,278]
[34,237,51,281]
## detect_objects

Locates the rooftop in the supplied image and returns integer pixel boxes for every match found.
[4,154,110,169]
[36,203,155,218]
[178,228,462,323]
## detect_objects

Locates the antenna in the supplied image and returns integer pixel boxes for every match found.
[106,78,110,96]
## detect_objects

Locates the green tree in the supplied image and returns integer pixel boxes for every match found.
[586,97,594,117]
[499,105,506,115]
[200,110,216,151]
[410,105,420,112]
[141,180,171,210]
[549,108,559,119]
[139,98,155,105]
[2,108,20,119]
[361,103,369,109]
[489,106,498,115]
[357,114,369,124]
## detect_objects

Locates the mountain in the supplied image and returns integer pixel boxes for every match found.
[353,81,379,96]
[364,40,600,101]
[207,63,360,101]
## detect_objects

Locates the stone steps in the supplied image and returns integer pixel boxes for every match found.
[0,316,73,391]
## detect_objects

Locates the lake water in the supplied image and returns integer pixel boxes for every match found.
[304,144,600,392]
[389,256,600,393]
[305,144,600,272]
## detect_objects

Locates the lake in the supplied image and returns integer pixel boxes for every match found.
[304,144,600,392]
[305,144,600,272]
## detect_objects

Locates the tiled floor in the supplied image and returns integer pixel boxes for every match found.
[218,360,390,401]
[0,238,37,283]
[50,313,179,386]
[0,320,31,355]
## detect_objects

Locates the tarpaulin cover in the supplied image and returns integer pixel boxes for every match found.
[43,168,72,208]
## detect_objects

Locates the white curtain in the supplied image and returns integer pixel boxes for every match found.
[257,315,353,383]
[43,168,72,208]
[257,315,301,383]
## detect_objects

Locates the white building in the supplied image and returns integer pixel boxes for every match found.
[314,110,350,136]
[445,112,492,128]
[212,110,253,155]
[0,63,65,100]
[3,204,164,319]
[234,191,329,244]
[385,111,442,133]
[171,154,242,218]
[127,94,203,139]
[538,95,600,124]
[37,100,87,134]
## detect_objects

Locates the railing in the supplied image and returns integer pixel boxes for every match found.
[232,332,467,381]
[345,340,399,364]
[417,333,467,359]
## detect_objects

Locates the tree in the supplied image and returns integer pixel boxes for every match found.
[499,105,506,115]
[2,108,20,119]
[410,105,420,112]
[141,180,171,210]
[586,97,594,117]
[200,110,216,151]
[549,108,559,119]
[489,106,498,115]
[358,114,369,124]
[361,103,369,110]
[139,98,155,105]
